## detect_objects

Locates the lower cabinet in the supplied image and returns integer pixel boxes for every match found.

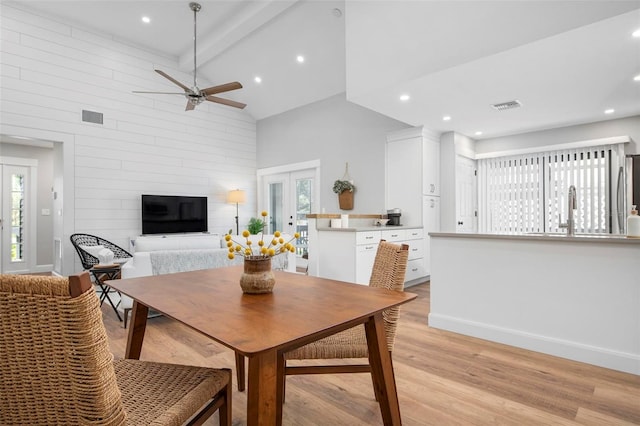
[403,228,425,284]
[316,227,425,285]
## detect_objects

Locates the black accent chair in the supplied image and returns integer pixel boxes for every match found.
[70,233,133,321]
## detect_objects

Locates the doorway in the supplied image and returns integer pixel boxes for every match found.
[258,160,320,259]
[456,155,477,233]
[1,162,35,273]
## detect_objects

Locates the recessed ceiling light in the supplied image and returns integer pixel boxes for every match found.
[442,115,451,121]
[604,109,615,114]
[475,131,483,136]
[141,16,151,24]
[296,55,305,63]
[399,94,410,102]
[254,76,262,83]
[633,28,640,38]
[634,74,640,81]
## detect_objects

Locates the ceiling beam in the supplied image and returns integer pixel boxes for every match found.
[179,0,299,71]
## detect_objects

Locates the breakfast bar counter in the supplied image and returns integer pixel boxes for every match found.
[429,232,640,375]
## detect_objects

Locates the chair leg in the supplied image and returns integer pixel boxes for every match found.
[235,352,245,392]
[282,359,287,404]
[123,308,131,329]
[219,379,232,426]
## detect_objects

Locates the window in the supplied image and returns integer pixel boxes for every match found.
[10,173,25,262]
[478,144,624,234]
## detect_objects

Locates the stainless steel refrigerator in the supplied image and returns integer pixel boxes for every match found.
[617,155,640,234]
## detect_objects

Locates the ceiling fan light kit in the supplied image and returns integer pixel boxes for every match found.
[132,2,246,111]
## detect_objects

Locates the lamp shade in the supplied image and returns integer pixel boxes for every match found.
[227,189,246,204]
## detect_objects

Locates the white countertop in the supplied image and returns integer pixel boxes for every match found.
[317,225,422,232]
[430,232,640,244]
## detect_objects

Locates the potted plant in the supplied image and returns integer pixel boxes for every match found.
[247,217,265,235]
[225,211,299,294]
[333,179,356,210]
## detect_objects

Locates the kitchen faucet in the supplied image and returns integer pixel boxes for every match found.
[559,185,577,236]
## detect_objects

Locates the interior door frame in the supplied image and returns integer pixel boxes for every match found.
[455,154,478,233]
[0,156,38,273]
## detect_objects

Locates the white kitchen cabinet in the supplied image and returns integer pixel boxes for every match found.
[399,228,425,284]
[423,137,440,196]
[317,229,380,285]
[386,126,440,281]
[423,195,440,276]
[316,227,424,285]
[355,242,379,284]
[386,136,423,227]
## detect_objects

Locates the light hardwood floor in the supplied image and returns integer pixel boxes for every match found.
[102,282,640,425]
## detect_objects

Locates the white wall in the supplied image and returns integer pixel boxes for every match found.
[476,115,640,156]
[0,4,257,275]
[257,93,410,214]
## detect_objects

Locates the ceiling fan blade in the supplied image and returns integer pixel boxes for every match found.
[132,91,186,95]
[155,69,190,92]
[200,82,243,96]
[206,95,247,109]
[185,100,196,111]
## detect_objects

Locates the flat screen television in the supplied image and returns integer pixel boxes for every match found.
[141,194,208,235]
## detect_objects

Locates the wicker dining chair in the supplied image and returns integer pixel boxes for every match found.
[234,240,409,398]
[0,272,232,426]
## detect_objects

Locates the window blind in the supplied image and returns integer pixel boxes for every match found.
[478,154,544,234]
[478,144,622,234]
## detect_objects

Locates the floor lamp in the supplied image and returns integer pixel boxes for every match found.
[227,189,246,235]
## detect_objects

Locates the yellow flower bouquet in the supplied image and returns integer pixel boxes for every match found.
[224,211,299,260]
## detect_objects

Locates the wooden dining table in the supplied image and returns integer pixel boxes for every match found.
[107,266,417,425]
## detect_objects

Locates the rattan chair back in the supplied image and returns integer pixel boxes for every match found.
[0,272,232,426]
[0,273,127,425]
[369,240,409,351]
[70,233,132,269]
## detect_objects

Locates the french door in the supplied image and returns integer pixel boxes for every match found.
[1,164,31,273]
[260,169,315,257]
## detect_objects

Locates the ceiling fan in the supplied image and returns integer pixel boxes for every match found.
[133,2,246,111]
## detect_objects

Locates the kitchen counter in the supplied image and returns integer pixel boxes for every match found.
[429,232,640,375]
[307,217,426,285]
[317,225,420,232]
[430,231,640,244]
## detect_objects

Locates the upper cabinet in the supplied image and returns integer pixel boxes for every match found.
[386,126,441,227]
[423,137,440,196]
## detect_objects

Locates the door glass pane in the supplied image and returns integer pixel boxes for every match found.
[295,178,312,256]
[268,182,283,234]
[10,173,25,262]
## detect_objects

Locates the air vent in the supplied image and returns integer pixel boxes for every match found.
[492,100,522,111]
[82,110,103,124]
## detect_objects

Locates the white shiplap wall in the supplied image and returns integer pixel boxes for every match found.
[0,4,257,274]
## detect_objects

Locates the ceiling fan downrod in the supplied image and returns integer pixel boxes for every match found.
[190,2,201,89]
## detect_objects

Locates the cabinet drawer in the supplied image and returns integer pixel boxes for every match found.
[356,231,381,245]
[405,258,426,282]
[356,243,379,254]
[381,229,406,242]
[405,240,424,260]
[405,228,423,239]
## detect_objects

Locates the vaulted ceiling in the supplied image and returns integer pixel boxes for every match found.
[16,0,640,139]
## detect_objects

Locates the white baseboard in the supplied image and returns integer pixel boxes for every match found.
[428,313,640,375]
[33,264,54,274]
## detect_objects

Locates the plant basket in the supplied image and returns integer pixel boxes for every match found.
[338,191,354,210]
[240,256,276,294]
